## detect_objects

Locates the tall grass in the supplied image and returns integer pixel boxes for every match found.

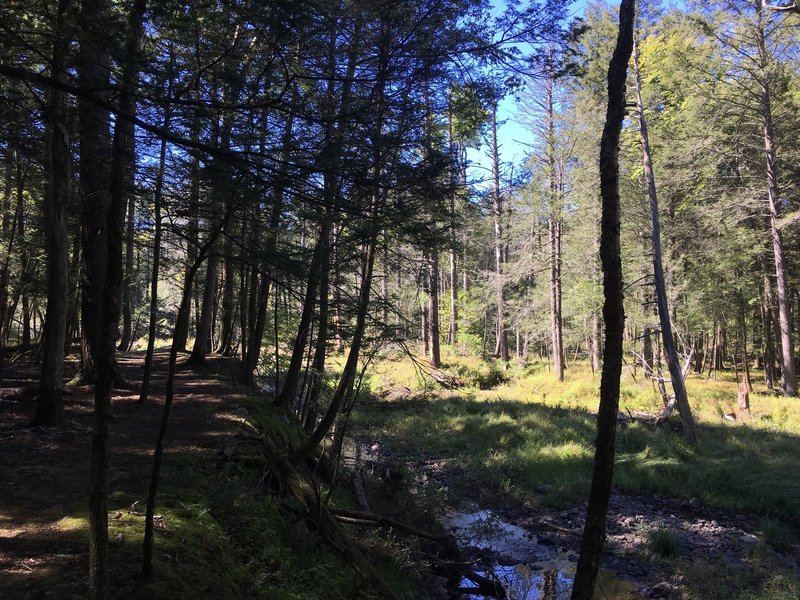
[355,351,800,522]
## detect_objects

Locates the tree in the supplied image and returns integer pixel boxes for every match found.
[33,0,72,428]
[572,1,634,598]
[631,31,698,444]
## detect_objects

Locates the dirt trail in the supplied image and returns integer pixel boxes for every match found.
[0,351,246,599]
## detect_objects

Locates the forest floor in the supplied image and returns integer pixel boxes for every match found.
[0,351,257,599]
[2,349,800,600]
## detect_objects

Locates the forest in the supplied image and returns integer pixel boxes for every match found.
[1,0,799,599]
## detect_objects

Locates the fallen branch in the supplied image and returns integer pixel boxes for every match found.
[330,508,446,541]
[350,467,371,512]
[430,369,461,389]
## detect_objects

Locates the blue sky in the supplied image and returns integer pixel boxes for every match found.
[467,0,590,185]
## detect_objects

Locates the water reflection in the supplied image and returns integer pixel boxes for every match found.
[447,509,575,599]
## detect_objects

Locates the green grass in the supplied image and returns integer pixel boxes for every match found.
[646,523,681,557]
[759,518,795,553]
[357,352,800,521]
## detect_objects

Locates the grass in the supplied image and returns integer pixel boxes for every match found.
[645,523,681,557]
[355,351,800,523]
[759,518,795,553]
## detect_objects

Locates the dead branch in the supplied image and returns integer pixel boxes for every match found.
[330,508,446,541]
[260,437,401,600]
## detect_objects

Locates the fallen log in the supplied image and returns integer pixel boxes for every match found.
[330,508,446,541]
[430,369,461,389]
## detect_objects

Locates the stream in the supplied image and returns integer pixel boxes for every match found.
[446,509,575,599]
[342,440,638,599]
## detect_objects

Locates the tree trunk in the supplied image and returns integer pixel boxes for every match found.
[295,28,389,459]
[428,249,441,368]
[216,234,235,356]
[296,225,379,461]
[571,2,633,598]
[87,1,146,597]
[118,186,135,350]
[187,253,218,364]
[739,302,753,394]
[756,0,796,396]
[139,93,171,403]
[33,0,72,429]
[304,237,331,433]
[490,104,508,362]
[142,217,226,577]
[173,115,201,353]
[274,223,330,410]
[332,223,344,354]
[632,33,697,445]
[447,107,458,345]
[549,218,564,380]
[545,69,564,381]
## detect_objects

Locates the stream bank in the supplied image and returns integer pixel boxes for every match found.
[342,434,800,599]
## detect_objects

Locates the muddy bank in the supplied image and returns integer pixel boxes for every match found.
[346,435,800,599]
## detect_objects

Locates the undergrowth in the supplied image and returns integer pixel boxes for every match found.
[358,350,800,523]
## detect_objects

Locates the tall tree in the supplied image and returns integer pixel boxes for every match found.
[33,0,72,428]
[631,31,697,444]
[572,1,634,598]
[490,102,509,362]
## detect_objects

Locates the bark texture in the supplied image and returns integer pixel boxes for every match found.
[34,0,72,428]
[571,1,633,598]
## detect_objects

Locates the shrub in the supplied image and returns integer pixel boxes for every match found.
[646,523,681,557]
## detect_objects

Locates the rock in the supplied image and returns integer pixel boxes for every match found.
[538,537,555,546]
[740,534,759,547]
[535,483,552,495]
[647,582,679,599]
[235,406,248,418]
[623,517,636,527]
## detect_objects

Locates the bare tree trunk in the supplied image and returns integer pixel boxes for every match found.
[571,2,633,597]
[740,302,753,394]
[187,253,218,365]
[549,218,564,380]
[118,188,135,350]
[33,0,72,429]
[756,1,796,396]
[632,34,696,445]
[173,115,200,353]
[142,217,226,577]
[295,29,389,459]
[216,234,235,356]
[447,107,458,345]
[490,104,508,362]
[428,249,441,368]
[274,223,330,410]
[545,69,565,381]
[296,224,379,461]
[332,223,344,354]
[0,144,17,345]
[139,89,171,403]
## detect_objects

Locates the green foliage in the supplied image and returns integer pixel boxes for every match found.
[358,353,800,521]
[446,355,508,389]
[645,523,681,557]
[759,518,795,554]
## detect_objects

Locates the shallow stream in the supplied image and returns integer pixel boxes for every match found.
[446,509,575,599]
